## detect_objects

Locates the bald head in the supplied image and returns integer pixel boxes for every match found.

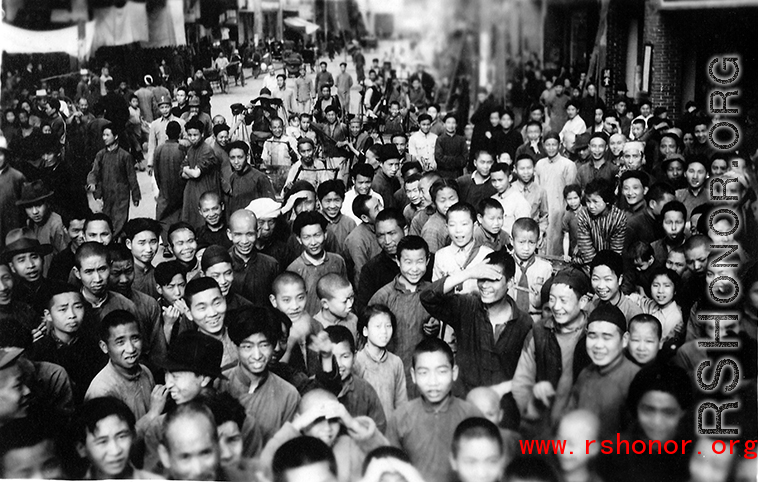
[159,403,220,481]
[557,409,600,441]
[466,387,502,425]
[227,209,258,258]
[229,209,257,230]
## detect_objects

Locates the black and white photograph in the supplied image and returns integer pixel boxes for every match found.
[0,0,757,480]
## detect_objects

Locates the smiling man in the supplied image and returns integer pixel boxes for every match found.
[227,209,280,307]
[575,178,627,267]
[619,170,649,214]
[123,218,162,299]
[222,305,301,446]
[586,250,643,322]
[184,277,238,372]
[84,310,157,422]
[167,222,201,280]
[287,211,347,316]
[75,396,161,479]
[576,132,618,190]
[107,244,162,361]
[140,331,225,471]
[420,249,532,396]
[566,304,640,438]
[511,267,594,438]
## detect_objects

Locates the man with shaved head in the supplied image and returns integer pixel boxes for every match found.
[261,388,388,482]
[555,410,602,482]
[465,386,521,465]
[226,209,280,306]
[159,402,225,480]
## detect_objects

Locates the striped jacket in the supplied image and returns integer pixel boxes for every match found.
[575,204,627,265]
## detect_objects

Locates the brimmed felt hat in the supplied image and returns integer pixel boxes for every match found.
[0,347,24,370]
[188,97,201,107]
[1,237,53,263]
[16,180,54,207]
[378,144,401,163]
[160,331,226,379]
[573,132,591,151]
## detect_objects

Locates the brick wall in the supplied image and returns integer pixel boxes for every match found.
[643,0,683,120]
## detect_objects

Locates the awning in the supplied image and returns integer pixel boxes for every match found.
[0,20,96,57]
[283,17,320,35]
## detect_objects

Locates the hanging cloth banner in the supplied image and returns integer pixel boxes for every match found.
[144,0,187,48]
[0,20,96,56]
[91,0,149,50]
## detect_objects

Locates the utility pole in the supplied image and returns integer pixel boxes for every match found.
[324,0,329,46]
[478,0,492,92]
[254,0,263,46]
[277,0,283,41]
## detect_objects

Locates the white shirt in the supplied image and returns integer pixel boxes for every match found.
[493,188,532,236]
[408,130,438,170]
[262,74,279,93]
[433,244,493,294]
[342,189,384,225]
[559,115,587,142]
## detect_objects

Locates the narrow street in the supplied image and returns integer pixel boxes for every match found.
[129,40,404,222]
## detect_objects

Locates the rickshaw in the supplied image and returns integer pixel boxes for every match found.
[284,51,303,77]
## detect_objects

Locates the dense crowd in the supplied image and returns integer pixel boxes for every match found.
[0,48,757,482]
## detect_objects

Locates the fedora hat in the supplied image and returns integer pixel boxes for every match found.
[1,237,53,263]
[573,132,591,151]
[161,331,226,379]
[0,347,24,370]
[16,180,54,207]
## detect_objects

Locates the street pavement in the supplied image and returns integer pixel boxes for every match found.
[123,42,393,259]
[128,45,372,221]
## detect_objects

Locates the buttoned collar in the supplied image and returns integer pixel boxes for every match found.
[230,247,258,268]
[322,211,343,224]
[392,275,427,294]
[232,363,270,393]
[513,179,534,194]
[134,262,153,276]
[471,171,490,185]
[108,360,143,383]
[338,374,355,398]
[421,393,453,414]
[363,346,388,364]
[595,352,626,376]
[300,250,328,266]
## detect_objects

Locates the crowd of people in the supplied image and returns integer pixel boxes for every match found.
[0,45,757,482]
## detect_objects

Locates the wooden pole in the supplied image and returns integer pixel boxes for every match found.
[254,0,263,46]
